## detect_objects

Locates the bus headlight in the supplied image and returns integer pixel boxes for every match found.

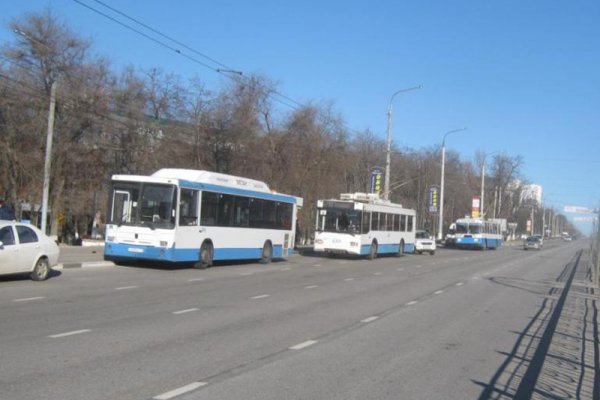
[315,239,323,244]
[160,241,168,247]
[350,242,359,247]
[107,236,115,242]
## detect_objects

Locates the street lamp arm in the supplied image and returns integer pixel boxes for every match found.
[388,85,423,108]
[442,127,468,146]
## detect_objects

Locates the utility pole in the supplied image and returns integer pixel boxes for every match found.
[41,80,56,234]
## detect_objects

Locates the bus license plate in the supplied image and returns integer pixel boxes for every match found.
[128,248,144,253]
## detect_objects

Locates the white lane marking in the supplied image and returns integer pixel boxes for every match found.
[405,300,418,306]
[361,316,379,323]
[373,272,382,276]
[312,264,321,267]
[115,286,138,290]
[456,282,464,286]
[153,382,208,400]
[416,265,423,269]
[281,267,291,271]
[344,278,355,281]
[48,329,91,338]
[397,267,404,271]
[13,296,45,302]
[305,285,319,289]
[251,294,270,300]
[188,278,205,282]
[172,308,199,315]
[434,290,444,295]
[240,272,254,276]
[289,340,318,350]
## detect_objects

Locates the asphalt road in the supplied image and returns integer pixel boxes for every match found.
[0,240,596,400]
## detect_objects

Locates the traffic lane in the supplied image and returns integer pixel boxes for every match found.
[0,241,555,352]
[177,247,582,400]
[0,242,532,346]
[0,245,564,399]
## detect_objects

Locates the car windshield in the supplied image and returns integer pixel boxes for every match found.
[527,236,539,242]
[416,231,429,239]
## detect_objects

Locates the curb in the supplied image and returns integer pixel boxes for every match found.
[55,261,115,270]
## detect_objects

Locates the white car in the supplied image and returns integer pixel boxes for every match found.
[415,230,436,255]
[0,220,59,281]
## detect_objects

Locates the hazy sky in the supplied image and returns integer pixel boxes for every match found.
[2,0,599,232]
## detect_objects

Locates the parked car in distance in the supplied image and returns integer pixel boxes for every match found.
[415,230,436,255]
[0,220,59,281]
[563,235,572,241]
[523,235,543,250]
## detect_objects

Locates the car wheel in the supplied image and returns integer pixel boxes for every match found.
[195,242,213,269]
[31,257,50,281]
[259,241,273,264]
[430,251,435,255]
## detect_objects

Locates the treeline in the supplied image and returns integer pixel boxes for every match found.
[0,11,575,240]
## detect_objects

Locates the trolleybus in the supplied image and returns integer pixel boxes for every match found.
[313,193,416,259]
[104,169,303,268]
[452,217,503,250]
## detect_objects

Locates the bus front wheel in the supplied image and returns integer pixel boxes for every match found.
[195,241,213,269]
[260,241,273,264]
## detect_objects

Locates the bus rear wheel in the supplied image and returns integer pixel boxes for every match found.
[260,241,272,264]
[195,242,213,269]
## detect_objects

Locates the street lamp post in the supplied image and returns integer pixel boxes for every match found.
[437,127,467,240]
[383,85,422,200]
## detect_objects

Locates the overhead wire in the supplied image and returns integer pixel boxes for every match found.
[72,0,303,111]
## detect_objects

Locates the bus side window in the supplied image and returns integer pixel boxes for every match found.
[393,214,400,231]
[407,216,414,232]
[362,212,371,234]
[179,189,199,226]
[200,192,218,226]
[400,215,406,231]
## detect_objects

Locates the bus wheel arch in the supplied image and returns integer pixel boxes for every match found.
[260,241,273,264]
[368,240,378,260]
[195,240,214,269]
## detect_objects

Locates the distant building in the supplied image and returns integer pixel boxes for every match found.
[520,184,543,205]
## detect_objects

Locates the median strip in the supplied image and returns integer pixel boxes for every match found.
[153,382,207,400]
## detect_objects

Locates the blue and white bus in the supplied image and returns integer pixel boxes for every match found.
[453,218,503,250]
[313,193,416,259]
[104,169,303,268]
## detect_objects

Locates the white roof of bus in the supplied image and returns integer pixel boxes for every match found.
[152,169,271,193]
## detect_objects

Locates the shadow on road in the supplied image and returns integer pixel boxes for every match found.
[473,250,600,399]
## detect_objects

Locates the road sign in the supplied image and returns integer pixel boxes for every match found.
[428,185,439,214]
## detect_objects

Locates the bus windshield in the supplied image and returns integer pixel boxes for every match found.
[456,222,482,234]
[317,208,361,234]
[109,181,176,229]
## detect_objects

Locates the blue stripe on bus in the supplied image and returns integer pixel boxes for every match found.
[359,243,416,255]
[178,180,299,204]
[105,243,284,263]
[455,237,503,249]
